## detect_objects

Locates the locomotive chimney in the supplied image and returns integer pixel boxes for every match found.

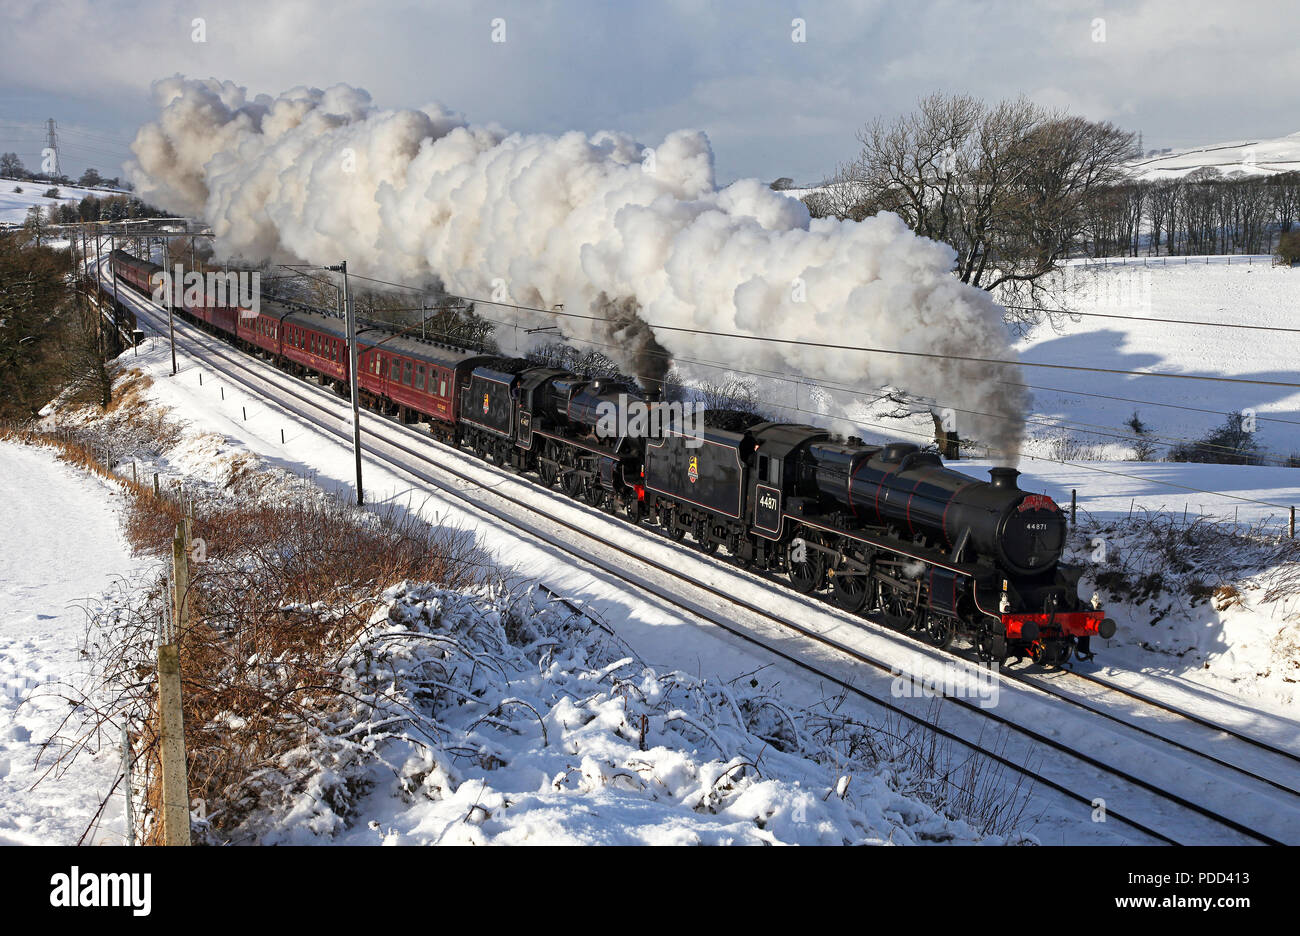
[989,467,1020,490]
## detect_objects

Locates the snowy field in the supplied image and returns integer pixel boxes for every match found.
[75,266,1300,840]
[12,371,1029,846]
[1022,260,1300,460]
[0,178,129,226]
[0,443,143,845]
[4,240,1296,844]
[1126,129,1300,181]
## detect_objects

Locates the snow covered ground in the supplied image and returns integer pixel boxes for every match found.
[1019,260,1300,469]
[1125,130,1300,181]
[4,241,1290,844]
[779,128,1300,194]
[0,442,144,845]
[0,178,129,226]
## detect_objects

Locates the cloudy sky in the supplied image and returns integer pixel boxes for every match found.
[1,0,1297,183]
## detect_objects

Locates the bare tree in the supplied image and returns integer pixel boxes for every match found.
[848,93,1134,331]
[59,287,117,410]
[24,205,51,247]
[802,163,872,221]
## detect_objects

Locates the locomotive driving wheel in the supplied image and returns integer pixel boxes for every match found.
[831,567,873,613]
[664,507,686,541]
[787,539,825,594]
[538,458,558,488]
[881,588,914,630]
[922,613,956,650]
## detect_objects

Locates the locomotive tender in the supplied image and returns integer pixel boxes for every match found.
[110,248,1116,665]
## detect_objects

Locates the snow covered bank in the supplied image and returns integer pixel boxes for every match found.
[1068,511,1300,712]
[0,441,146,845]
[223,582,1010,846]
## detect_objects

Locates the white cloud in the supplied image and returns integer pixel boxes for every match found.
[1,0,1296,180]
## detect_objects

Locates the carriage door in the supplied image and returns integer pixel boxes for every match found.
[751,453,782,538]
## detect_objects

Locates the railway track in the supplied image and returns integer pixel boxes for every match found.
[101,257,1300,844]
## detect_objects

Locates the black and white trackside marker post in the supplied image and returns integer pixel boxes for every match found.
[325,261,364,506]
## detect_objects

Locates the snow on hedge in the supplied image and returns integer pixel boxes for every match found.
[217,583,1012,846]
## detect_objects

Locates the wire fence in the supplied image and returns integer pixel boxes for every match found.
[1069,253,1286,270]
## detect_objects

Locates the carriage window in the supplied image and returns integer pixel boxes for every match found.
[439,379,447,398]
[403,361,412,385]
[390,358,401,380]
[415,366,425,390]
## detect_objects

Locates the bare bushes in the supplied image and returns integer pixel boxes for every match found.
[54,454,484,844]
[1079,509,1296,609]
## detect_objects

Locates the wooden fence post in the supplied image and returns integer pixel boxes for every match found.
[122,724,134,846]
[158,525,192,846]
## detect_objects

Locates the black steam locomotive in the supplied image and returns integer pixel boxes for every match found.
[455,360,1116,666]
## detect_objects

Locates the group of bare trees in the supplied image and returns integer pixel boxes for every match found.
[1082,171,1300,258]
[1,152,127,190]
[804,93,1134,326]
[0,232,113,417]
[802,92,1299,328]
[20,192,166,230]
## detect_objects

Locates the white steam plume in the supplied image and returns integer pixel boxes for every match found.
[127,76,1028,459]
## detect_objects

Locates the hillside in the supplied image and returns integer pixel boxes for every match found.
[1127,130,1300,181]
[0,177,133,227]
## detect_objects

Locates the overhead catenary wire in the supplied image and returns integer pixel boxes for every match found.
[1002,379,1300,429]
[1003,305,1300,335]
